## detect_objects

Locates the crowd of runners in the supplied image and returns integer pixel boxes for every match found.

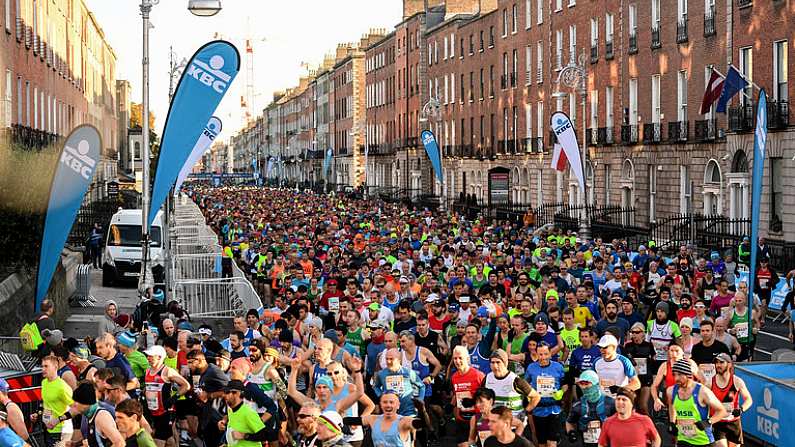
[10,184,791,447]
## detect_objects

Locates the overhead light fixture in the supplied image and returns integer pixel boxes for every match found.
[188,0,222,16]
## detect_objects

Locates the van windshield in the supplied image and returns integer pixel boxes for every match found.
[107,225,162,247]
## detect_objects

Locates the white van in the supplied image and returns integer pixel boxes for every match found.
[102,209,164,286]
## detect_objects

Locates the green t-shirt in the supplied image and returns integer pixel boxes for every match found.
[126,350,150,382]
[133,428,157,447]
[42,377,73,433]
[227,402,266,447]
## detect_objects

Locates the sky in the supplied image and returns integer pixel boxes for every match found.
[86,0,402,140]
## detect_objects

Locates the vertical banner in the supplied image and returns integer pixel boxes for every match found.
[149,40,240,225]
[747,89,768,313]
[551,112,585,191]
[421,130,444,183]
[323,148,333,180]
[36,125,101,311]
[173,116,222,194]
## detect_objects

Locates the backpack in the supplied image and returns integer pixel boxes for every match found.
[19,320,44,351]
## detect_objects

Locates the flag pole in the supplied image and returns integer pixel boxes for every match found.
[711,65,762,98]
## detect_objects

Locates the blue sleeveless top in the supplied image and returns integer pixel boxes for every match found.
[371,415,411,447]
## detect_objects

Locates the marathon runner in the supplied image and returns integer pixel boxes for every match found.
[711,353,752,447]
[666,359,728,447]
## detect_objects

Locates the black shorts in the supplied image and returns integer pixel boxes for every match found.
[532,414,560,444]
[713,420,744,444]
[676,442,715,447]
[150,413,173,441]
[455,419,472,444]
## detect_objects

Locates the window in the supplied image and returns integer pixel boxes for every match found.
[525,104,533,139]
[512,49,518,87]
[569,25,577,62]
[526,0,532,29]
[490,65,495,97]
[591,18,598,47]
[4,0,9,33]
[652,75,661,123]
[556,0,562,11]
[629,4,637,34]
[512,4,518,33]
[434,41,438,63]
[677,70,688,121]
[680,165,691,214]
[503,108,509,151]
[677,0,687,21]
[537,41,543,83]
[489,26,494,47]
[502,9,508,37]
[450,73,455,103]
[771,158,783,231]
[773,40,788,101]
[606,86,614,128]
[605,13,614,43]
[590,90,598,130]
[459,38,464,58]
[16,76,20,124]
[652,0,660,26]
[703,66,715,118]
[469,34,474,55]
[604,165,611,204]
[556,30,563,68]
[479,31,484,51]
[33,86,37,129]
[649,166,657,222]
[569,92,576,123]
[451,33,455,56]
[569,0,576,6]
[480,68,484,99]
[629,78,638,124]
[444,76,448,104]
[502,52,508,89]
[443,36,448,60]
[537,0,543,24]
[739,46,753,105]
[537,102,544,145]
[525,45,532,85]
[469,71,474,101]
[460,73,465,102]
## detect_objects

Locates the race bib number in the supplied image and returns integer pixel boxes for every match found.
[456,391,473,411]
[478,430,492,444]
[145,391,159,411]
[735,322,749,339]
[760,278,769,289]
[652,340,669,361]
[722,402,736,421]
[536,376,557,397]
[328,297,340,313]
[700,364,716,383]
[635,358,648,376]
[385,375,405,395]
[678,420,697,438]
[42,409,54,427]
[583,420,601,444]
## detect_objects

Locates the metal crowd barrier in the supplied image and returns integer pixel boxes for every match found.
[70,264,96,307]
[173,253,222,281]
[173,277,259,318]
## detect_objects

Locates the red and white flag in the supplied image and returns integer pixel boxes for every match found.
[700,69,725,115]
[550,112,585,191]
[551,143,568,171]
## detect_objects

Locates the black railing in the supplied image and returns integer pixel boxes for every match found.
[651,25,661,48]
[500,75,508,90]
[676,17,688,43]
[643,123,662,143]
[737,0,752,7]
[650,214,751,255]
[534,202,646,240]
[629,33,638,54]
[729,102,755,132]
[9,124,60,151]
[586,128,597,146]
[605,40,614,59]
[590,45,598,63]
[694,119,717,141]
[621,124,639,144]
[598,127,614,145]
[510,72,517,88]
[768,100,790,129]
[668,121,689,142]
[704,8,716,37]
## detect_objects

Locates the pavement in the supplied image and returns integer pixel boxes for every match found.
[62,267,140,339]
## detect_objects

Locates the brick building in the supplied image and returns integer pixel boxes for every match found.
[227,0,795,251]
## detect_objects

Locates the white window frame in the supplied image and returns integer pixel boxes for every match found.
[773,40,788,101]
[606,86,614,128]
[652,74,661,123]
[569,25,577,63]
[605,13,614,43]
[525,45,532,85]
[537,41,543,83]
[629,78,638,125]
[536,101,544,146]
[450,73,455,103]
[629,4,637,35]
[526,0,532,29]
[502,9,508,37]
[556,0,562,12]
[677,70,688,122]
[739,46,753,106]
[537,0,543,24]
[569,0,576,7]
[512,4,518,34]
[652,0,660,26]
[590,90,598,129]
[556,30,563,68]
[649,166,657,222]
[443,36,448,60]
[569,92,576,122]
[680,165,691,214]
[4,0,10,33]
[591,18,598,47]
[677,0,687,21]
[525,104,533,139]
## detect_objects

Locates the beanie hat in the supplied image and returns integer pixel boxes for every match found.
[315,375,334,389]
[114,314,131,328]
[42,329,63,346]
[489,348,509,364]
[73,382,97,405]
[116,331,136,349]
[672,359,693,376]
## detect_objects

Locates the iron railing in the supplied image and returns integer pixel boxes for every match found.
[629,33,638,54]
[676,16,688,43]
[590,45,598,63]
[605,40,614,59]
[598,127,614,145]
[767,100,790,129]
[729,102,755,132]
[643,122,662,143]
[668,121,689,142]
[694,119,718,141]
[587,128,598,146]
[737,0,752,7]
[704,7,716,37]
[651,25,661,49]
[621,124,639,144]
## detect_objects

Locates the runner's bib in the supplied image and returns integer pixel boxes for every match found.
[385,375,405,395]
[678,420,697,438]
[700,364,716,383]
[635,358,647,376]
[537,376,557,397]
[478,430,492,444]
[599,378,616,396]
[583,420,601,444]
[652,340,669,361]
[735,322,749,339]
[328,297,340,313]
[456,391,474,411]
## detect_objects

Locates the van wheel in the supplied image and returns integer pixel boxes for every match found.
[102,268,114,287]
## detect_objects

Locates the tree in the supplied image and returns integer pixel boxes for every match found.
[130,103,157,130]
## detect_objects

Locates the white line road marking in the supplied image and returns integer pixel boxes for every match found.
[755,347,772,357]
[758,330,790,342]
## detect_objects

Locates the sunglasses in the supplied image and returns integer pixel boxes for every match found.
[297,413,314,419]
[630,330,644,334]
[694,305,706,309]
[329,370,344,376]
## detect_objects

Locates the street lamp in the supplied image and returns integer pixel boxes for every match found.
[553,51,591,240]
[420,97,442,207]
[187,0,222,16]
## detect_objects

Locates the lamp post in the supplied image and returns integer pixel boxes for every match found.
[138,0,221,296]
[420,96,442,208]
[553,51,591,240]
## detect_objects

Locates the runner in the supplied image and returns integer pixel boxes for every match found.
[523,343,566,447]
[666,359,728,447]
[482,406,533,447]
[0,379,28,442]
[450,345,485,447]
[143,345,190,447]
[593,334,640,397]
[565,370,616,447]
[597,387,661,447]
[483,349,540,427]
[623,322,655,415]
[345,392,429,447]
[711,353,752,447]
[40,355,74,447]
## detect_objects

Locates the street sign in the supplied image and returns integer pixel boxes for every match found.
[107,181,119,199]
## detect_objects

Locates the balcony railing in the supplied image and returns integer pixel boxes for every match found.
[500,75,508,90]
[768,100,790,130]
[729,102,755,132]
[510,72,516,88]
[587,128,598,146]
[676,16,688,43]
[621,124,639,144]
[704,7,716,37]
[590,45,598,63]
[694,119,718,141]
[668,121,689,142]
[597,127,614,145]
[737,0,752,7]
[651,25,661,49]
[643,122,662,143]
[628,33,638,54]
[524,136,543,152]
[605,40,614,59]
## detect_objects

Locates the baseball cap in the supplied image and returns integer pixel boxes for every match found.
[198,327,213,337]
[597,334,619,348]
[425,293,439,303]
[368,302,381,311]
[489,349,508,364]
[224,380,247,393]
[144,345,167,359]
[714,353,733,364]
[459,296,471,303]
[317,410,344,436]
[448,303,460,312]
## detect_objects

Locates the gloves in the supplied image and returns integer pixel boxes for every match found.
[695,420,711,431]
[608,385,621,395]
[567,431,578,443]
[732,408,743,417]
[552,389,565,400]
[668,422,678,436]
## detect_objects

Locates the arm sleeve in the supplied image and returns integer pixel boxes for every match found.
[245,426,275,442]
[480,318,498,357]
[513,376,535,396]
